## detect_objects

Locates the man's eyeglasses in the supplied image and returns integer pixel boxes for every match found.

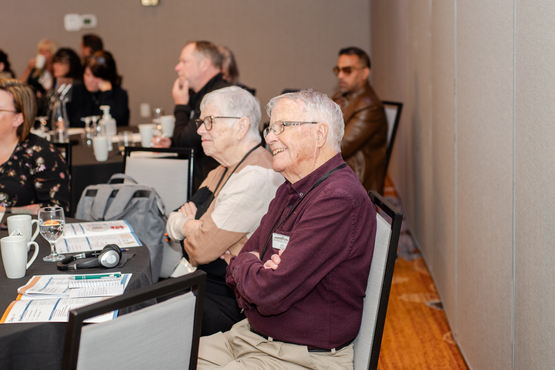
[0,108,17,114]
[195,116,240,131]
[333,66,363,76]
[263,121,319,138]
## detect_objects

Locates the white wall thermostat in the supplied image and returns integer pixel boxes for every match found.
[64,14,97,31]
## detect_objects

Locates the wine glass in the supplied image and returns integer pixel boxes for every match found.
[39,206,66,262]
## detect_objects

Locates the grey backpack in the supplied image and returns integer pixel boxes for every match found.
[75,173,166,282]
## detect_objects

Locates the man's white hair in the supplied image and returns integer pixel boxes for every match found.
[201,86,262,143]
[266,89,344,151]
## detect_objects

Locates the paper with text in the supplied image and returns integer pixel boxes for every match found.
[56,220,142,253]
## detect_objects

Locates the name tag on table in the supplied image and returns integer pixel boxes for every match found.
[272,233,289,250]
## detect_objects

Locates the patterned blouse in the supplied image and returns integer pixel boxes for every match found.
[0,134,70,212]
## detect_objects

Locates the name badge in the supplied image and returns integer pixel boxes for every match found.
[272,233,290,250]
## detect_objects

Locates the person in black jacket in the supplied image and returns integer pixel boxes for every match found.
[66,50,129,127]
[153,41,230,193]
[51,48,82,87]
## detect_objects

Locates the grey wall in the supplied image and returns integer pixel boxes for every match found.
[2,0,370,125]
[372,1,555,369]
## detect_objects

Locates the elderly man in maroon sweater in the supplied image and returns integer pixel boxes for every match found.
[197,89,377,370]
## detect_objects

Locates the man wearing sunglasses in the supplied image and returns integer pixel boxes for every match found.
[154,40,230,193]
[333,46,388,194]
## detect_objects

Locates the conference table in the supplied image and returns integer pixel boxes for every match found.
[0,216,153,370]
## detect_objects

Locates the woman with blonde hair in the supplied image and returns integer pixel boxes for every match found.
[20,39,59,115]
[0,78,69,215]
[20,39,58,94]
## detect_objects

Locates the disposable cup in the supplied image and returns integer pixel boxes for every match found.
[139,123,156,147]
[93,136,109,161]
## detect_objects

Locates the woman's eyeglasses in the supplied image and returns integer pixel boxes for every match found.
[195,116,240,131]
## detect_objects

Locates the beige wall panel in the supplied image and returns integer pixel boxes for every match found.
[370,1,411,198]
[406,0,433,262]
[456,1,514,369]
[371,0,433,256]
[430,0,456,330]
[514,1,555,368]
[2,0,370,125]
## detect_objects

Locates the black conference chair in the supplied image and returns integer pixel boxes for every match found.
[382,101,403,174]
[353,190,403,370]
[62,270,206,370]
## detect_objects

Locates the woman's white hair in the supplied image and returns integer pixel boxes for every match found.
[200,86,261,143]
[266,89,344,151]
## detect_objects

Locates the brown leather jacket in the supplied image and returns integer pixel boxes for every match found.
[333,82,388,194]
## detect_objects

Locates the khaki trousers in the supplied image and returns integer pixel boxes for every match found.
[197,319,354,370]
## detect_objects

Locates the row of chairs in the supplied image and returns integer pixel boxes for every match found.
[62,190,403,370]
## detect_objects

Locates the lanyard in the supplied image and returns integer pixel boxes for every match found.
[194,144,261,219]
[214,143,261,197]
[259,162,347,260]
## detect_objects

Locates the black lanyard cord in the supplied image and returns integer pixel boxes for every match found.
[196,144,261,218]
[259,162,347,260]
[215,143,261,196]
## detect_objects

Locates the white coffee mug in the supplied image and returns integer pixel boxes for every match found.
[139,123,156,147]
[1,235,39,279]
[160,115,175,137]
[7,215,39,251]
[35,54,46,69]
[93,136,109,161]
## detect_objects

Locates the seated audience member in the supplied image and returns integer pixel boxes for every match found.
[80,34,104,65]
[154,40,230,193]
[20,39,58,94]
[332,46,388,194]
[197,89,376,369]
[219,45,256,96]
[20,39,59,116]
[0,78,70,215]
[0,50,16,79]
[67,50,129,127]
[166,86,284,336]
[51,48,82,87]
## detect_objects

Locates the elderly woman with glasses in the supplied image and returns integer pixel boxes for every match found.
[166,86,283,336]
[0,78,70,215]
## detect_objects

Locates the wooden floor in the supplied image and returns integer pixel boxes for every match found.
[377,181,469,369]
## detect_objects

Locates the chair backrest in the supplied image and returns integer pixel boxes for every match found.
[123,147,194,215]
[53,141,73,175]
[382,101,403,174]
[353,190,403,370]
[62,270,206,370]
[53,141,74,216]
